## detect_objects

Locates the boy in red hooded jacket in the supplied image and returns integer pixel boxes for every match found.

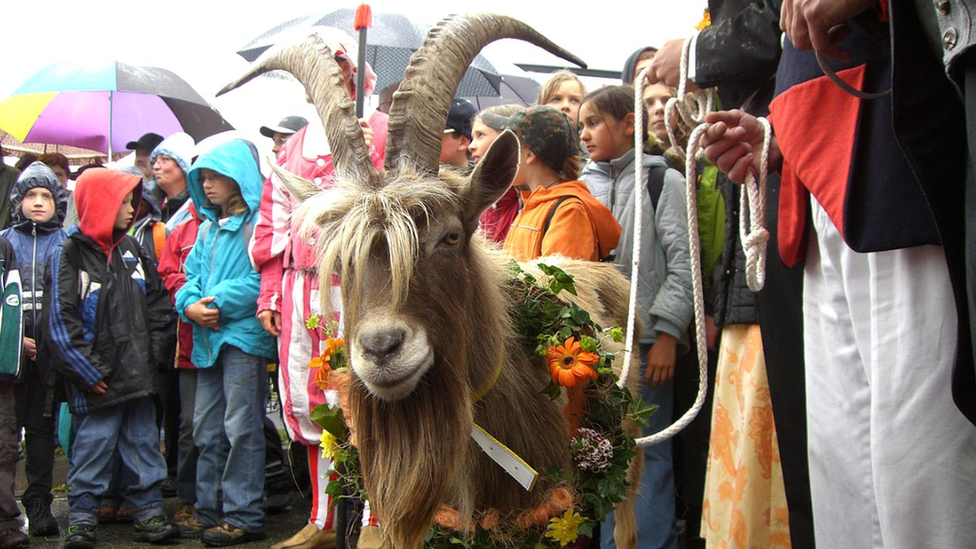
[42,169,178,549]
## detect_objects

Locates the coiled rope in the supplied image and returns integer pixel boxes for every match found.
[619,37,771,447]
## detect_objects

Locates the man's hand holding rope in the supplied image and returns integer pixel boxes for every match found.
[780,0,881,61]
[699,110,783,183]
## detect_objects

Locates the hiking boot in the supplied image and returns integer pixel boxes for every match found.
[0,527,30,549]
[63,525,96,549]
[132,516,179,544]
[173,514,210,539]
[22,494,58,537]
[171,504,195,524]
[201,523,266,547]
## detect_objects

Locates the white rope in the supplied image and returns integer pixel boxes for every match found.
[665,34,714,159]
[621,65,709,448]
[623,41,771,446]
[740,117,771,292]
[619,67,647,392]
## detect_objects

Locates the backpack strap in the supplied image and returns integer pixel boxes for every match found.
[152,222,166,261]
[539,195,577,256]
[646,164,669,213]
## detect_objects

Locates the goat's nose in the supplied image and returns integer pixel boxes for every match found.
[359,329,405,363]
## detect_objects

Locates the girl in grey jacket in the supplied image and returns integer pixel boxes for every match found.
[579,85,693,549]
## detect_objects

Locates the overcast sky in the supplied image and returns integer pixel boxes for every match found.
[2,0,706,148]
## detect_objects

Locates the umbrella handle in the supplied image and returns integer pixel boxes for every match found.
[354,2,372,118]
[356,31,367,118]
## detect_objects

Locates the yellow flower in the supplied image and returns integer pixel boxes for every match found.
[319,429,338,460]
[545,508,586,546]
[696,9,711,31]
[547,337,599,388]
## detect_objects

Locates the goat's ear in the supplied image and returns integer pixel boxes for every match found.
[461,130,520,228]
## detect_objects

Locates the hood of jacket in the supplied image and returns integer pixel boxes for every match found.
[9,162,69,230]
[74,168,143,257]
[186,139,263,225]
[151,132,194,177]
[523,181,622,257]
[621,47,655,85]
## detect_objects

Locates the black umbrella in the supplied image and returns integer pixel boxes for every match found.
[236,9,504,98]
[463,74,541,110]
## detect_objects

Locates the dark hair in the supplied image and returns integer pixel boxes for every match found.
[15,153,39,172]
[580,85,648,143]
[560,155,581,181]
[38,153,70,175]
[73,163,105,180]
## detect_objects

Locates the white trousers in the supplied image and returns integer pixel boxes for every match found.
[803,201,976,549]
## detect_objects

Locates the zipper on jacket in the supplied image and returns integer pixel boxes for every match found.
[609,164,619,214]
[203,227,219,366]
[31,222,38,329]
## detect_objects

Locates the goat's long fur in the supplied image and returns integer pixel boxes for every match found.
[292,163,641,549]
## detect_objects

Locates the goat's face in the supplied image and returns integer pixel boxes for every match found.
[303,132,521,401]
[349,194,470,400]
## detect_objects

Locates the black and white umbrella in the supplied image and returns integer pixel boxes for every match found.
[236,9,505,98]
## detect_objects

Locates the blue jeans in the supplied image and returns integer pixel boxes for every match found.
[193,346,267,533]
[67,397,166,526]
[601,343,677,549]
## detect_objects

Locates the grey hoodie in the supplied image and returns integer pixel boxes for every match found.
[582,150,693,348]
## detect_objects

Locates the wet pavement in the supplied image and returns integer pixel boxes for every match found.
[14,455,312,549]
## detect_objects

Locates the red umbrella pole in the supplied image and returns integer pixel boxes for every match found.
[354,2,372,118]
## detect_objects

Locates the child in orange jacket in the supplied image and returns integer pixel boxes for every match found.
[502,106,620,262]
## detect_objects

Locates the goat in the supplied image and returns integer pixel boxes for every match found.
[221,14,642,549]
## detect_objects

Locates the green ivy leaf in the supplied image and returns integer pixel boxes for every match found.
[629,395,658,429]
[311,405,348,439]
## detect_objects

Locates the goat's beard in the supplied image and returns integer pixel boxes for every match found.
[349,354,472,549]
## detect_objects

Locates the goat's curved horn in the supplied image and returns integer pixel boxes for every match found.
[218,34,382,188]
[269,163,320,202]
[384,14,586,176]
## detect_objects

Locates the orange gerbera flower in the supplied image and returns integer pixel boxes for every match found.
[309,338,344,390]
[547,337,599,388]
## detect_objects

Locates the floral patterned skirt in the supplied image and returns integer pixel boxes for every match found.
[700,324,791,549]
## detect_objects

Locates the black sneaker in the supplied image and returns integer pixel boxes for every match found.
[132,516,179,544]
[64,525,96,549]
[201,523,266,547]
[0,527,30,549]
[22,494,58,537]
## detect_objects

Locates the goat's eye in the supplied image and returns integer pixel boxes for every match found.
[441,231,461,246]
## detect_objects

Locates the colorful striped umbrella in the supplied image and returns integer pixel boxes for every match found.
[0,60,234,156]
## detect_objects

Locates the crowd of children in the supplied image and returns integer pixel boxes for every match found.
[0,48,700,549]
[5,6,975,549]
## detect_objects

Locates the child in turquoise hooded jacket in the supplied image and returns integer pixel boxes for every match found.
[175,139,274,543]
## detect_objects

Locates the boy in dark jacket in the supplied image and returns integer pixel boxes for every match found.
[42,168,178,549]
[0,235,29,549]
[0,162,68,537]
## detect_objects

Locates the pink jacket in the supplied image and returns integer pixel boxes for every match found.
[249,112,388,313]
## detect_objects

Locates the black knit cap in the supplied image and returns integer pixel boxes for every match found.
[505,105,579,172]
